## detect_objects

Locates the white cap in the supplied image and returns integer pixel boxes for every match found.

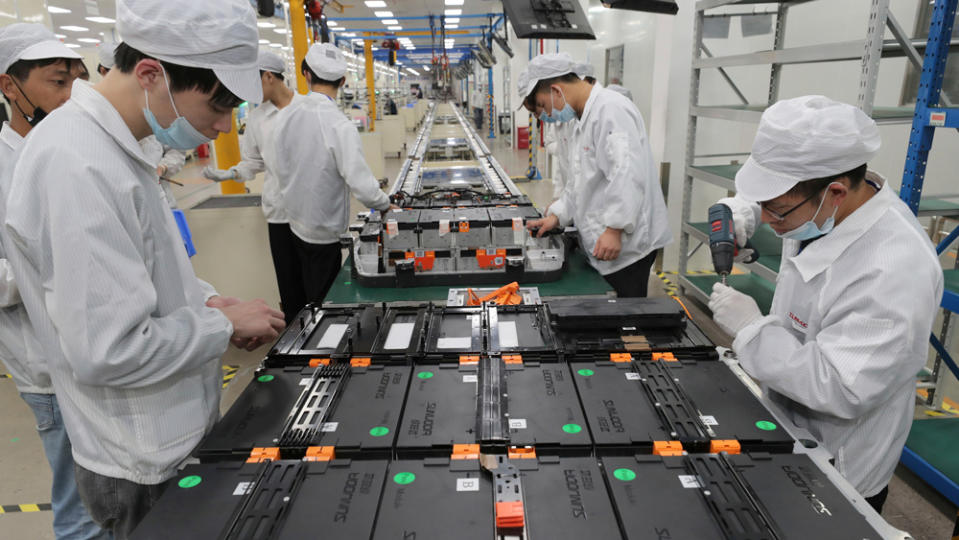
[305,43,347,81]
[735,95,881,202]
[607,84,633,101]
[516,53,590,102]
[258,51,286,75]
[116,0,262,103]
[98,39,119,69]
[0,23,82,75]
[575,62,595,79]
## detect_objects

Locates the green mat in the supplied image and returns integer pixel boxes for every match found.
[906,418,959,489]
[945,269,959,295]
[325,250,612,304]
[684,273,776,315]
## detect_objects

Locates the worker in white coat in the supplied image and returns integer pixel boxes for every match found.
[3,1,286,537]
[0,24,109,540]
[202,51,303,322]
[272,42,395,312]
[538,63,593,206]
[523,53,671,297]
[708,96,943,513]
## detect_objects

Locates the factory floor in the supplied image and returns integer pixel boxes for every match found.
[0,123,956,539]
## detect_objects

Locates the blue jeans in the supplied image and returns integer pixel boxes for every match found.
[20,392,111,540]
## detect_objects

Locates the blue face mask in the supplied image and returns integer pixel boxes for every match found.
[541,86,576,124]
[142,67,213,151]
[775,184,840,241]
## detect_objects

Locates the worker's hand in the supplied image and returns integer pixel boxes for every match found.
[217,299,286,347]
[387,204,401,211]
[593,228,622,261]
[202,165,234,182]
[206,295,242,309]
[708,283,762,336]
[233,167,254,183]
[526,214,560,238]
[156,165,168,178]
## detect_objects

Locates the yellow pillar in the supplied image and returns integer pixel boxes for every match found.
[214,109,244,195]
[365,38,377,132]
[290,1,310,95]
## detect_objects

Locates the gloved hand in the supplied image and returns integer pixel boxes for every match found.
[202,165,235,182]
[708,282,762,336]
[233,167,254,183]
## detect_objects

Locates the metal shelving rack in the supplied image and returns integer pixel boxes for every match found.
[678,0,957,310]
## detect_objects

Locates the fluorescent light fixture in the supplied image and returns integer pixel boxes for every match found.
[445,9,461,15]
[60,25,89,32]
[327,20,339,26]
[77,37,100,43]
[371,46,379,50]
[258,39,269,44]
[381,19,398,25]
[55,33,66,38]
[388,25,402,30]
[408,68,419,75]
[364,0,387,7]
[282,46,291,51]
[445,0,464,5]
[257,21,276,28]
[374,10,393,17]
[423,65,430,71]
[446,18,460,23]
[64,43,80,48]
[47,6,71,13]
[269,43,282,48]
[343,32,357,37]
[446,24,458,29]
[85,16,115,23]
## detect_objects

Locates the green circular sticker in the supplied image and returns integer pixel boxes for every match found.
[562,423,583,434]
[755,420,778,431]
[393,472,416,485]
[417,371,434,380]
[178,475,202,489]
[369,426,390,437]
[613,468,636,482]
[577,369,595,377]
[257,375,274,383]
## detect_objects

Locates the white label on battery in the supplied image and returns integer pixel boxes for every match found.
[930,111,947,127]
[437,336,472,349]
[625,372,641,381]
[463,374,478,383]
[233,482,253,496]
[498,321,519,348]
[439,219,450,236]
[317,324,348,349]
[622,326,637,332]
[679,475,703,489]
[456,478,480,492]
[300,378,311,386]
[699,415,719,426]
[386,219,398,237]
[509,418,527,429]
[511,217,523,231]
[321,422,339,432]
[384,322,415,350]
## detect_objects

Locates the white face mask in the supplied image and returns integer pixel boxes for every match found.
[775,182,841,241]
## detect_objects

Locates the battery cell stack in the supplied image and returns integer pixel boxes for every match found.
[132,298,887,540]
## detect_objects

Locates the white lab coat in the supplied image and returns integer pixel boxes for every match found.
[272,92,390,245]
[544,121,575,200]
[726,180,943,497]
[140,135,185,209]
[0,122,50,394]
[3,81,233,485]
[549,85,672,275]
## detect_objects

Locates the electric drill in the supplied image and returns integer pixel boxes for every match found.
[708,203,759,285]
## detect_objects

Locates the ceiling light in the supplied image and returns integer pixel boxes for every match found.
[85,16,115,23]
[55,33,66,38]
[343,32,357,37]
[47,6,71,13]
[446,24,458,29]
[64,43,80,48]
[388,25,402,30]
[258,39,269,44]
[327,20,339,26]
[374,10,393,17]
[77,37,100,43]
[60,25,89,32]
[445,0,464,5]
[408,68,419,75]
[381,19,398,25]
[257,21,276,28]
[269,43,282,48]
[445,9,461,15]
[273,28,288,34]
[364,0,387,7]
[423,66,430,71]
[446,18,460,23]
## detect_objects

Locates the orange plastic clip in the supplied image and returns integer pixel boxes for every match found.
[309,358,331,368]
[651,352,678,362]
[652,441,683,456]
[610,353,633,363]
[495,501,525,530]
[709,440,741,455]
[507,447,537,459]
[351,357,372,368]
[466,288,482,306]
[304,446,336,462]
[459,355,480,365]
[247,447,281,463]
[451,444,480,460]
[404,251,436,271]
[503,355,523,365]
[458,221,470,233]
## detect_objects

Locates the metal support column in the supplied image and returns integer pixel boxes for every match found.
[290,0,310,95]
[857,0,891,116]
[678,10,705,286]
[767,5,789,104]
[487,65,495,139]
[365,38,377,132]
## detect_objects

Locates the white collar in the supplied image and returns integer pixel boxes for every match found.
[69,80,154,170]
[0,121,24,154]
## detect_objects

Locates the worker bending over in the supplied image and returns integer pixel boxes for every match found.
[272,42,396,313]
[3,1,285,537]
[709,95,942,513]
[523,53,671,297]
[204,51,303,323]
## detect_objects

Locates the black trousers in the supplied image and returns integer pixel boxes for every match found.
[602,250,659,298]
[291,235,343,310]
[268,223,303,324]
[865,485,889,514]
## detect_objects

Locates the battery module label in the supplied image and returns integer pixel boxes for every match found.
[233,482,253,496]
[699,415,718,426]
[456,478,480,492]
[321,422,339,432]
[625,372,641,381]
[678,475,703,489]
[509,418,527,429]
[462,374,478,383]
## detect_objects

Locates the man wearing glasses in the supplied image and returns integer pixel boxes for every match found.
[708,95,942,514]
